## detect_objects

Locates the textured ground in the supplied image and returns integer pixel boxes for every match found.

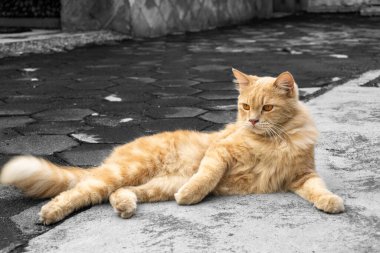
[0,14,379,252]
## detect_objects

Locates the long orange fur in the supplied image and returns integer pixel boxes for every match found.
[0,69,344,225]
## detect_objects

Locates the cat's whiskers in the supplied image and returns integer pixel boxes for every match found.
[262,120,290,147]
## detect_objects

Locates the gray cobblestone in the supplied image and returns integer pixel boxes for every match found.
[58,144,115,167]
[33,108,95,121]
[200,111,237,124]
[146,107,206,119]
[197,91,238,100]
[0,116,35,129]
[0,135,78,155]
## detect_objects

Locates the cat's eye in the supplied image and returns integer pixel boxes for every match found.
[242,103,250,110]
[262,105,274,111]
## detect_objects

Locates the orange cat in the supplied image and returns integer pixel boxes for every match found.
[0,69,344,225]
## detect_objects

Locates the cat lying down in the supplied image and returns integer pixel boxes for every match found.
[0,69,344,225]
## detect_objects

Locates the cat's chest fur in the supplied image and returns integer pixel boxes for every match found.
[216,129,313,194]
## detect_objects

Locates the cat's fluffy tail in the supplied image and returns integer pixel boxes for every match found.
[0,156,89,198]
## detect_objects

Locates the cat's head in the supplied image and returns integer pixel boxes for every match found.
[232,68,299,135]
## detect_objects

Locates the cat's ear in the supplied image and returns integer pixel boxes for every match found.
[274,71,295,96]
[232,68,251,90]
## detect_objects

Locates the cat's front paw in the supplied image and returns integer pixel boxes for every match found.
[174,188,201,205]
[315,194,345,214]
[39,202,66,225]
[109,189,137,219]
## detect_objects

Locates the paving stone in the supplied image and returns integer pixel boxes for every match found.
[0,135,78,155]
[108,84,158,93]
[0,116,35,129]
[109,92,153,102]
[147,96,202,107]
[75,76,119,82]
[197,90,238,100]
[122,77,157,84]
[140,118,212,133]
[71,126,144,144]
[152,72,196,80]
[190,72,233,82]
[86,115,143,127]
[194,82,235,91]
[0,104,46,116]
[198,100,237,111]
[0,129,19,141]
[33,108,95,121]
[16,121,91,135]
[146,107,206,119]
[152,87,201,97]
[66,81,116,90]
[5,95,61,104]
[191,64,231,72]
[58,144,115,167]
[152,79,199,87]
[90,102,147,116]
[200,111,237,124]
[192,77,232,83]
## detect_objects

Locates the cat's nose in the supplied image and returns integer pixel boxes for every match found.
[249,119,259,125]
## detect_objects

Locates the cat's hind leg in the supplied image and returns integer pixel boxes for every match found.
[39,178,114,225]
[109,175,188,218]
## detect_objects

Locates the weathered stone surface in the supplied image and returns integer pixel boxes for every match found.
[200,111,237,124]
[58,144,115,166]
[86,115,142,127]
[0,129,19,141]
[16,121,91,135]
[152,79,199,87]
[71,126,144,144]
[90,102,147,117]
[194,82,235,91]
[108,83,157,93]
[197,90,238,100]
[147,96,202,107]
[146,107,206,119]
[33,108,95,121]
[192,64,230,72]
[0,104,45,116]
[61,0,131,34]
[141,118,211,133]
[0,135,78,155]
[0,116,35,129]
[60,0,271,38]
[67,81,116,90]
[152,87,201,97]
[199,100,237,111]
[109,92,153,102]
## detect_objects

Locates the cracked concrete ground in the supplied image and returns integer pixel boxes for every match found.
[0,15,380,252]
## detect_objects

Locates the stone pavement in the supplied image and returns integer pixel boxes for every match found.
[0,14,380,252]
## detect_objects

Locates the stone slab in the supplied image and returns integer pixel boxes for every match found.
[58,144,115,167]
[146,107,206,119]
[197,90,238,100]
[71,126,144,144]
[0,135,78,155]
[200,111,237,124]
[0,116,35,129]
[152,87,202,97]
[16,121,91,135]
[33,108,95,121]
